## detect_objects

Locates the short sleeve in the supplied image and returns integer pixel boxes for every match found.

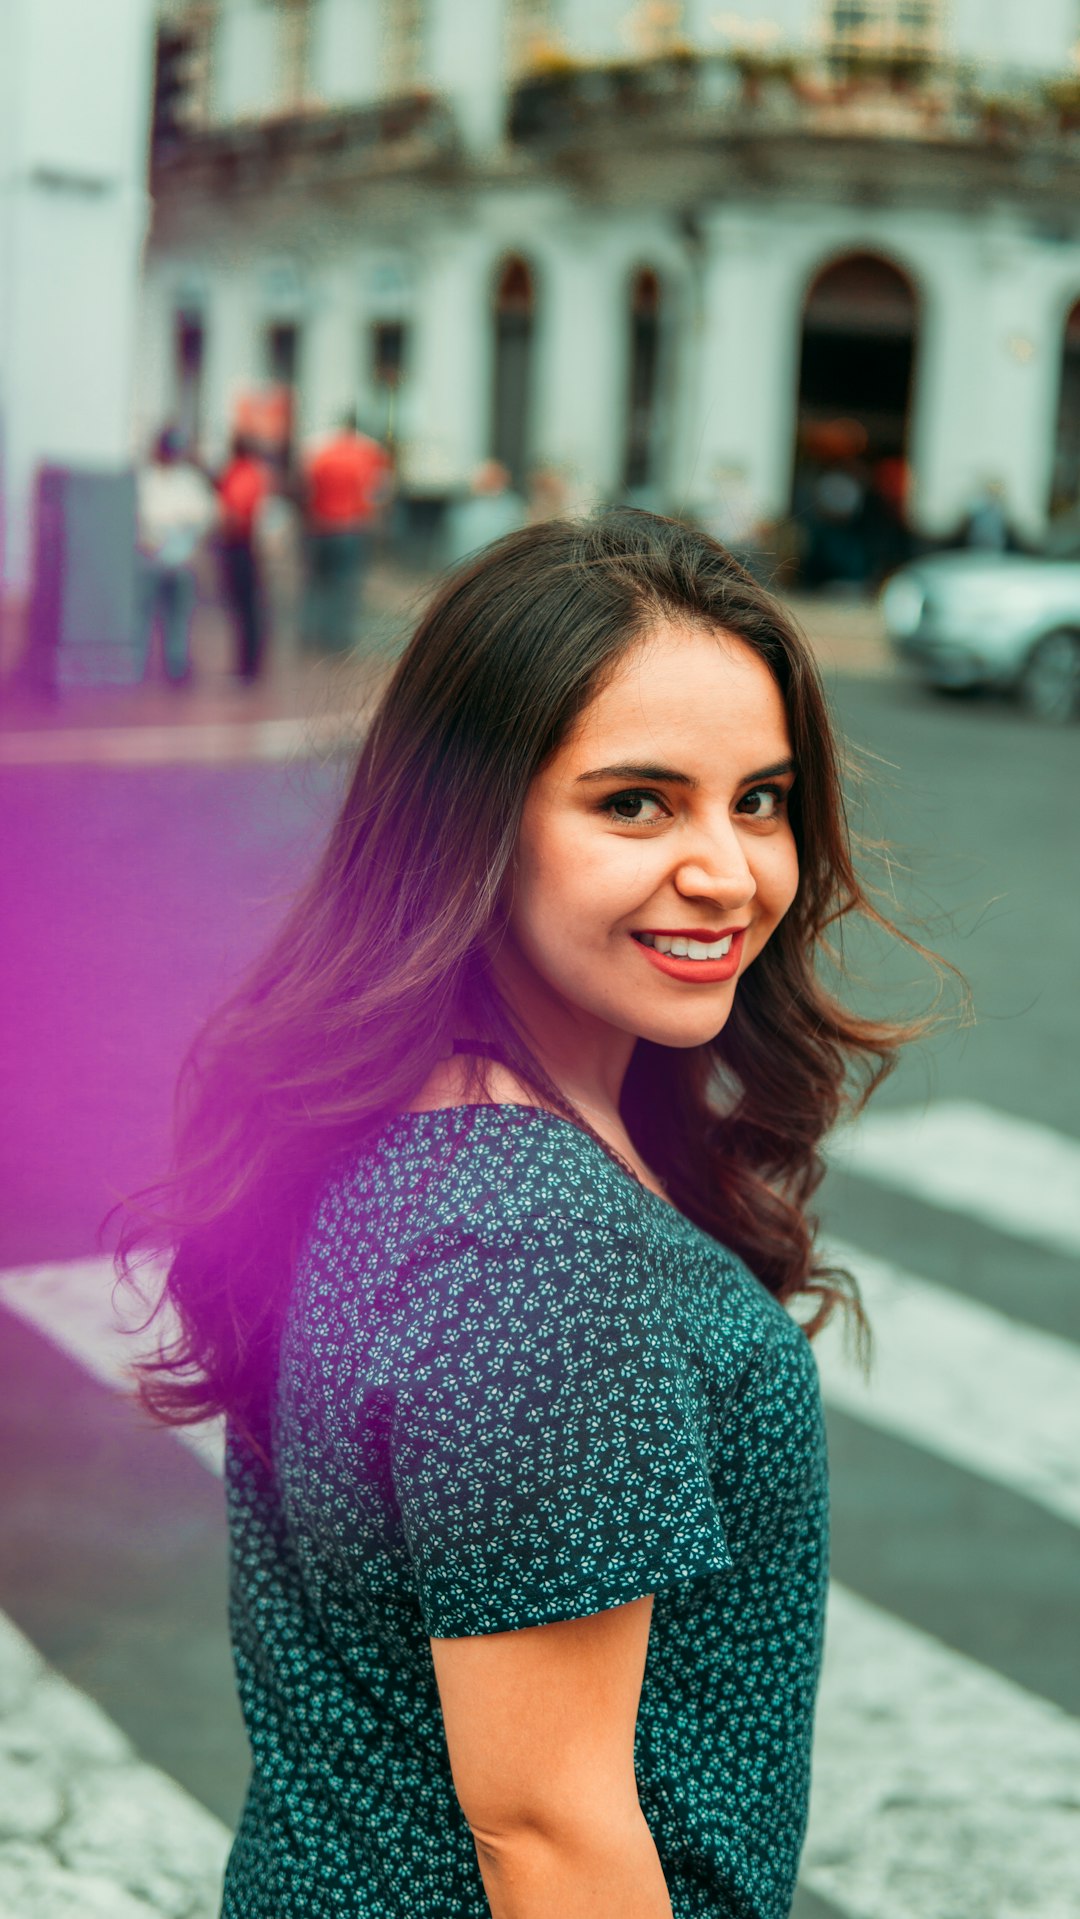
[390,1207,732,1638]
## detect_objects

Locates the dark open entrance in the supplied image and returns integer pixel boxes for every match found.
[1051,300,1080,519]
[623,267,663,494]
[173,309,205,451]
[797,251,917,463]
[491,255,536,489]
[793,252,919,586]
[263,321,301,472]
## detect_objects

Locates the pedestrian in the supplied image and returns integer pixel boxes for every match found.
[957,477,1022,553]
[120,511,942,1919]
[441,458,527,568]
[217,434,270,683]
[302,411,391,653]
[135,426,217,685]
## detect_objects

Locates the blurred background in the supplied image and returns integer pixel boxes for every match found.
[0,5,1078,1918]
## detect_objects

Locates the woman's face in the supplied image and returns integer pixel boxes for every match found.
[502,620,800,1057]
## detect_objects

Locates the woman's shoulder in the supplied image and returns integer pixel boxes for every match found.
[315,1095,644,1264]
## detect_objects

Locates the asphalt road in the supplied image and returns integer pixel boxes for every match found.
[0,668,1077,1919]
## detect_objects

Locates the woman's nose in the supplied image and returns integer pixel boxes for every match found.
[673,822,757,908]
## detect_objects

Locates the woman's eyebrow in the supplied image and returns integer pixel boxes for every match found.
[574,757,796,787]
[575,762,697,786]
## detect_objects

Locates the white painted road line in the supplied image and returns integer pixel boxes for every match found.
[0,1257,224,1475]
[5,1256,1080,1917]
[803,1584,1080,1919]
[815,1240,1080,1528]
[0,1607,229,1919]
[6,1232,1080,1523]
[831,1100,1080,1259]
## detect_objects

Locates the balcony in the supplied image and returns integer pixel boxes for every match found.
[150,89,461,206]
[506,47,1080,209]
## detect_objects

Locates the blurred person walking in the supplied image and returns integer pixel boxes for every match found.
[442,458,526,567]
[135,427,217,686]
[218,435,271,684]
[302,412,391,654]
[957,478,1022,554]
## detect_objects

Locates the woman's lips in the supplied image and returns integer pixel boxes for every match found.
[631,929,746,984]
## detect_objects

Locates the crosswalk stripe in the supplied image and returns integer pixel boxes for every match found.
[3,1254,1080,1918]
[831,1100,1080,1259]
[802,1585,1080,1919]
[0,1257,224,1474]
[814,1240,1080,1528]
[0,1607,228,1918]
[6,1242,1079,1528]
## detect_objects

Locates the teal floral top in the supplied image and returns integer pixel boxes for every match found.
[222,1103,829,1918]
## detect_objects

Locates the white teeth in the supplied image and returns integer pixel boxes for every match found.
[637,933,735,960]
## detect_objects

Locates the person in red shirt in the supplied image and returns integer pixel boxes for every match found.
[303,412,391,654]
[217,435,271,682]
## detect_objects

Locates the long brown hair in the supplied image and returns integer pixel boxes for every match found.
[118,509,942,1450]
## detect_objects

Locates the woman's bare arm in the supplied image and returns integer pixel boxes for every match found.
[430,1593,672,1919]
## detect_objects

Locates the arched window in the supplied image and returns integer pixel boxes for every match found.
[797,252,918,466]
[491,255,537,488]
[623,268,663,494]
[1051,300,1080,516]
[793,251,919,585]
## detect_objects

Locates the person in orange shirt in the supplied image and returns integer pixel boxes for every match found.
[217,434,272,682]
[303,412,391,654]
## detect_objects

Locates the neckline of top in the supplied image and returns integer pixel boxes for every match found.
[373,1100,680,1216]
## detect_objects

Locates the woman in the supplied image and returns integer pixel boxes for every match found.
[122,511,932,1919]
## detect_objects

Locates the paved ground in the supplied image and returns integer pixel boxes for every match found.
[0,645,1077,1918]
[0,578,892,767]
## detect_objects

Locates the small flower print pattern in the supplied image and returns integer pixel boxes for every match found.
[221,1104,829,1918]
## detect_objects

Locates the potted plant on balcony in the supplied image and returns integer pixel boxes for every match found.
[1043,75,1080,135]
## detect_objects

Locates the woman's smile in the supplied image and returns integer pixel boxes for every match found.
[499,618,799,1074]
[631,927,747,982]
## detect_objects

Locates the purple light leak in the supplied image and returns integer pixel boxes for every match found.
[0,759,340,1270]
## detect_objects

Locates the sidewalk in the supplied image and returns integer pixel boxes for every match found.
[0,576,892,769]
[0,1609,228,1919]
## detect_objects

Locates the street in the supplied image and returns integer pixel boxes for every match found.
[0,662,1078,1919]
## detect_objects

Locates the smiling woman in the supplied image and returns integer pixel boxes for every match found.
[118,510,940,1919]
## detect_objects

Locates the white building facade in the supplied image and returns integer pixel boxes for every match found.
[140,0,1080,543]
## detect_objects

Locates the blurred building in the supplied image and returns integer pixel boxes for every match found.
[139,0,1080,543]
[1,0,154,668]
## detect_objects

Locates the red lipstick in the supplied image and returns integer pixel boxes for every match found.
[631,928,746,984]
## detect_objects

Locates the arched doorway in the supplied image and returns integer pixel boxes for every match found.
[623,267,664,496]
[793,251,919,586]
[491,254,536,489]
[1051,299,1080,522]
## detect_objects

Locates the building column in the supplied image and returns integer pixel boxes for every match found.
[0,0,154,601]
[682,211,801,522]
[302,260,361,443]
[426,0,507,155]
[400,233,491,493]
[533,234,627,505]
[200,269,258,466]
[914,230,1062,541]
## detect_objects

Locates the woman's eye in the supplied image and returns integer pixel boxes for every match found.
[603,789,668,825]
[737,784,785,820]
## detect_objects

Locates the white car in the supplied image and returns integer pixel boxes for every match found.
[882,552,1080,722]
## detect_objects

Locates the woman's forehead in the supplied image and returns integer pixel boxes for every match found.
[566,622,791,761]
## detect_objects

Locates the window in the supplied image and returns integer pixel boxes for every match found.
[623,269,664,492]
[828,0,942,59]
[174,310,205,446]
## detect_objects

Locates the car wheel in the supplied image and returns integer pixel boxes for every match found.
[1018,629,1080,723]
